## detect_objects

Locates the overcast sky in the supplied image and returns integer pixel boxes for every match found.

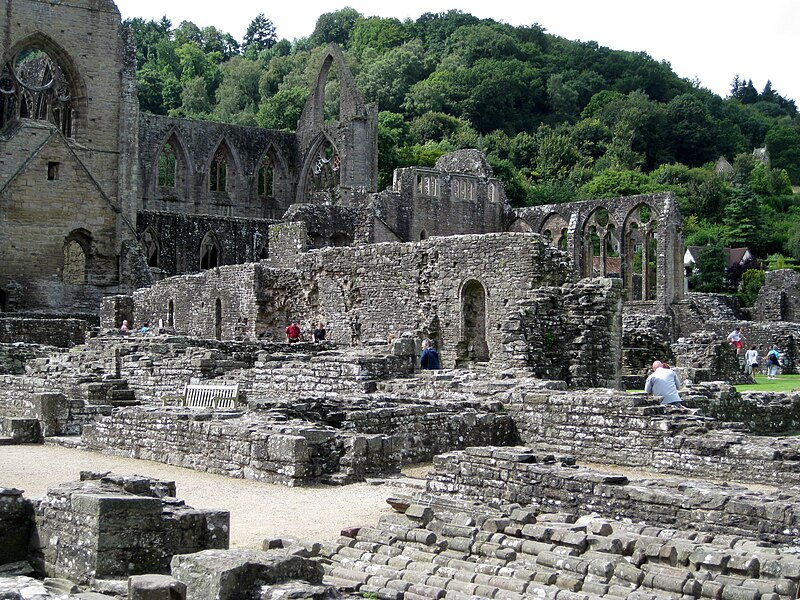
[113,0,800,103]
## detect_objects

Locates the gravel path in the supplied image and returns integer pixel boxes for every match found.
[0,444,422,549]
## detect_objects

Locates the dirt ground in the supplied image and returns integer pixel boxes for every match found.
[0,444,428,549]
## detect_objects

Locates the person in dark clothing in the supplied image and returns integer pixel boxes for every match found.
[420,339,441,370]
[312,322,326,342]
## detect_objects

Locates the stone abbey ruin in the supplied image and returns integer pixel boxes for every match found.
[2,1,800,599]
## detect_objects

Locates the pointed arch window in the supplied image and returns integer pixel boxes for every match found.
[142,228,160,268]
[209,151,227,192]
[257,155,274,197]
[310,139,340,192]
[200,232,220,270]
[1,47,73,136]
[158,143,177,187]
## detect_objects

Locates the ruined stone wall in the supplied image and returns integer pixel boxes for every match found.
[753,269,800,322]
[30,473,228,583]
[136,211,276,278]
[513,193,684,308]
[0,318,86,348]
[507,389,800,486]
[672,331,754,384]
[0,488,33,565]
[138,115,299,219]
[683,381,800,435]
[371,156,506,242]
[426,446,800,547]
[326,486,800,599]
[0,0,135,312]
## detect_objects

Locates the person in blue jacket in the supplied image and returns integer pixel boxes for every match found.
[420,339,441,370]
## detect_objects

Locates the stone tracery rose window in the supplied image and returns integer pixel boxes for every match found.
[0,47,73,136]
[310,140,340,192]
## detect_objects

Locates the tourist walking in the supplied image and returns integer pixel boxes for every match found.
[766,345,782,379]
[420,339,441,370]
[744,345,760,379]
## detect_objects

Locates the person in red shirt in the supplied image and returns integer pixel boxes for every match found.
[285,321,301,343]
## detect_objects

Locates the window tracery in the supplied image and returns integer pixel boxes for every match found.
[1,48,73,136]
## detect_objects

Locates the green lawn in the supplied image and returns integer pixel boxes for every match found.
[735,374,800,393]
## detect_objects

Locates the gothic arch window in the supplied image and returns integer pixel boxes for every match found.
[200,232,220,270]
[209,150,227,192]
[157,143,177,187]
[63,230,91,284]
[168,299,175,328]
[257,154,274,197]
[624,204,658,301]
[308,137,340,195]
[1,46,74,136]
[581,208,619,278]
[141,228,160,268]
[541,213,570,249]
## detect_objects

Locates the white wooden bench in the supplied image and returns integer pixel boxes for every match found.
[176,384,240,409]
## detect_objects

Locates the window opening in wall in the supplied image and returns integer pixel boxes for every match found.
[257,155,274,197]
[310,139,340,192]
[0,288,7,312]
[63,239,87,284]
[209,151,227,192]
[457,279,490,366]
[47,162,59,180]
[158,143,177,187]
[214,298,222,340]
[168,299,174,328]
[200,233,220,270]
[258,245,269,260]
[1,47,73,136]
[419,229,428,241]
[142,228,159,268]
[624,204,658,301]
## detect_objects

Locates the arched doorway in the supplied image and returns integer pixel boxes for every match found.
[457,279,490,366]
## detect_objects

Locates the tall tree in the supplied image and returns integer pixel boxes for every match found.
[243,14,277,54]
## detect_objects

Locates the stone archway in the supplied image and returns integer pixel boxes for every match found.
[457,279,490,366]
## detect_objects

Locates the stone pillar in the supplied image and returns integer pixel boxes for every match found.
[128,575,186,600]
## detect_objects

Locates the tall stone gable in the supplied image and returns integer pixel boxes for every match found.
[0,0,138,312]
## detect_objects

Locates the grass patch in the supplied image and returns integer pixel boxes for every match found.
[735,374,800,393]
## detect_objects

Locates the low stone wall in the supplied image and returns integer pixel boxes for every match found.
[0,317,86,348]
[507,388,800,486]
[30,472,229,584]
[672,330,754,385]
[427,446,800,545]
[0,488,33,565]
[323,488,800,599]
[82,402,516,485]
[684,381,800,435]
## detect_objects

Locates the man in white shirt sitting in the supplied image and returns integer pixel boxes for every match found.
[644,360,686,409]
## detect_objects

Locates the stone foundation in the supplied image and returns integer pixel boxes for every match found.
[29,472,229,584]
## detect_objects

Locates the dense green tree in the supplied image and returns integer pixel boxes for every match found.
[534,132,581,181]
[214,56,262,123]
[765,124,800,183]
[257,86,308,130]
[180,76,211,116]
[665,93,717,167]
[310,8,361,47]
[350,17,409,57]
[243,14,277,54]
[723,187,764,252]
[580,169,656,198]
[356,41,427,113]
[690,243,727,292]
